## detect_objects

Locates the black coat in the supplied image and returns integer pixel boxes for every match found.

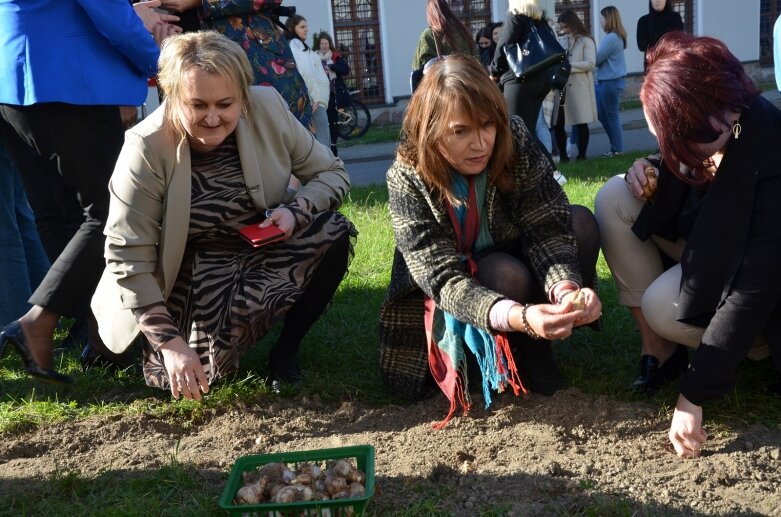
[633,96,781,404]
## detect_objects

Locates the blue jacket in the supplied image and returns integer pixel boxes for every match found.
[0,0,159,106]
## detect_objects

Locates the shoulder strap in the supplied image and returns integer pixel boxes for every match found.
[431,28,443,58]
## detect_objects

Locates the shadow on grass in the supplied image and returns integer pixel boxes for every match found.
[0,461,737,517]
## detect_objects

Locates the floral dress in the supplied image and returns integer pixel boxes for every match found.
[197,0,313,130]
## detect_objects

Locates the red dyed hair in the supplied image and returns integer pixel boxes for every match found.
[640,32,759,184]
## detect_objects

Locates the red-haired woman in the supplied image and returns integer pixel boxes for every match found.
[595,32,781,458]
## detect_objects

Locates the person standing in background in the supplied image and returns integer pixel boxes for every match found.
[285,15,331,149]
[0,0,165,384]
[556,9,596,161]
[315,32,351,157]
[475,25,496,70]
[0,147,49,327]
[412,0,477,71]
[490,0,555,134]
[595,6,627,158]
[160,0,314,130]
[636,0,683,67]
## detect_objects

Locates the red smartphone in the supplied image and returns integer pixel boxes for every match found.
[238,223,286,248]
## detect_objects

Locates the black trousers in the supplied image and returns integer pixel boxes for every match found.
[503,73,551,135]
[0,103,123,316]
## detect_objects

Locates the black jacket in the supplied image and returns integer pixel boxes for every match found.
[489,12,553,86]
[636,9,683,53]
[633,96,781,404]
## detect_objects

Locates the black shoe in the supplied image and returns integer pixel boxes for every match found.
[513,337,564,396]
[80,343,137,373]
[0,321,73,385]
[632,345,688,394]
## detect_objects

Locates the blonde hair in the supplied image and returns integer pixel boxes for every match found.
[601,6,627,49]
[397,55,514,205]
[509,0,544,20]
[157,31,254,140]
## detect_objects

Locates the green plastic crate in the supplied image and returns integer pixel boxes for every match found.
[219,445,375,516]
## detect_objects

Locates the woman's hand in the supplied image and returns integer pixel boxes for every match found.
[159,336,209,401]
[509,303,582,340]
[559,288,602,327]
[260,208,296,238]
[624,159,656,200]
[159,0,200,13]
[151,21,182,47]
[133,0,180,32]
[669,394,708,458]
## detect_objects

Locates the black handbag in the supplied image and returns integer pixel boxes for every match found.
[504,20,566,80]
[549,58,571,90]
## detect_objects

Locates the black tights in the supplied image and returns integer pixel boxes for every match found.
[474,205,600,302]
[554,113,591,160]
[472,205,599,393]
[270,234,350,380]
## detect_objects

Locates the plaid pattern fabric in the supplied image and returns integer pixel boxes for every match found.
[379,116,581,400]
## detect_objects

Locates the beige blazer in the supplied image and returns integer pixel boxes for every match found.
[92,86,350,353]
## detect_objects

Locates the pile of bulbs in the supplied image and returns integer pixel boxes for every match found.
[235,458,366,506]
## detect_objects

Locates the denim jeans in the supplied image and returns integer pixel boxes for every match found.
[535,105,552,153]
[596,78,625,153]
[0,144,49,325]
[312,104,331,149]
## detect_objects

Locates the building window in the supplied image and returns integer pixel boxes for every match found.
[760,0,781,66]
[449,0,493,38]
[332,0,385,104]
[670,0,694,35]
[554,0,592,34]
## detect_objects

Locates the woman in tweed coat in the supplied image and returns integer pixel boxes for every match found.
[379,55,602,407]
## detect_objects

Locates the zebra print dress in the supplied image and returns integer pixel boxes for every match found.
[137,135,355,389]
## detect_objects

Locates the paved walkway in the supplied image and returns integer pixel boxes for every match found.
[341,89,781,187]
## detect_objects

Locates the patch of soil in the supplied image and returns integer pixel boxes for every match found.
[1,388,780,515]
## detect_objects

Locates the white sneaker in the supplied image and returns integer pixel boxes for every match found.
[553,170,567,186]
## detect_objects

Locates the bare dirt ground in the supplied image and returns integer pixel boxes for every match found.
[1,387,780,515]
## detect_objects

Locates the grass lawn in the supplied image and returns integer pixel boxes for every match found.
[1,151,780,514]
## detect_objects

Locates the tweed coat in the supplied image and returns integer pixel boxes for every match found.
[561,34,597,126]
[379,116,582,399]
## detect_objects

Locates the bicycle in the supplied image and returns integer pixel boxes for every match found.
[336,90,371,140]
